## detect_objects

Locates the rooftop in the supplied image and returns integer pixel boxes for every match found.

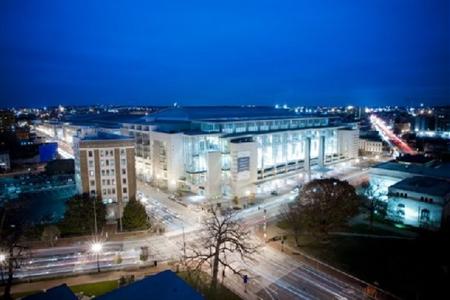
[62,113,144,128]
[390,176,450,197]
[396,154,435,165]
[96,270,204,300]
[23,284,77,300]
[80,132,133,142]
[371,160,450,180]
[140,106,321,123]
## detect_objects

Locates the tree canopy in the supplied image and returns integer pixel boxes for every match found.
[283,178,360,239]
[59,193,106,236]
[122,199,150,231]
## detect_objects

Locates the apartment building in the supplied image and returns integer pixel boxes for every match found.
[74,132,136,220]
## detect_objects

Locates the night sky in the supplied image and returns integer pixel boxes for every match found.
[0,0,449,108]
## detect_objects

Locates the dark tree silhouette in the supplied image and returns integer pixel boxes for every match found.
[283,178,360,239]
[0,202,31,300]
[59,193,106,236]
[122,199,150,231]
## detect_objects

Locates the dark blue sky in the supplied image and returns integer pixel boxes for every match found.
[1,0,449,108]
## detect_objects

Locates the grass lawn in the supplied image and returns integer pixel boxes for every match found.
[70,280,118,297]
[4,280,118,299]
[178,271,241,300]
[285,233,450,300]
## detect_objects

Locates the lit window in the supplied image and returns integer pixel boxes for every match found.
[89,170,94,177]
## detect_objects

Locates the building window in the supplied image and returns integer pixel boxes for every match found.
[89,170,94,177]
[123,187,127,194]
[90,190,96,196]
[88,151,93,157]
[122,178,126,184]
[90,180,95,186]
[420,209,430,224]
[122,169,126,175]
[88,160,94,168]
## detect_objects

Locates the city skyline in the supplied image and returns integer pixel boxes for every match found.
[1,0,449,108]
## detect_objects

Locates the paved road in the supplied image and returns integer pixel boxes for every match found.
[10,167,385,299]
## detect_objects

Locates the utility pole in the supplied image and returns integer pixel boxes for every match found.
[119,200,123,232]
[263,209,267,243]
[93,196,98,235]
[182,224,186,258]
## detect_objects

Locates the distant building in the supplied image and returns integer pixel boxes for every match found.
[394,121,411,135]
[387,176,450,230]
[369,156,450,192]
[0,109,15,133]
[74,132,136,220]
[39,142,58,162]
[122,107,359,199]
[45,159,75,175]
[359,136,383,155]
[369,156,450,229]
[0,151,10,171]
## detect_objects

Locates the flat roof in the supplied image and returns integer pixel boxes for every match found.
[140,106,324,123]
[372,160,450,180]
[390,176,450,197]
[62,113,144,128]
[80,132,133,141]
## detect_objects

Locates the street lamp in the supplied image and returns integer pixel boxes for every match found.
[0,253,6,264]
[91,242,103,273]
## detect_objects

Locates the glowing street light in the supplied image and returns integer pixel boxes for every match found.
[0,253,6,264]
[91,242,103,273]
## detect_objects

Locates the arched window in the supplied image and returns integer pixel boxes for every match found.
[420,209,430,224]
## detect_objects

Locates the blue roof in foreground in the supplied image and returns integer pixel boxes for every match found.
[141,106,320,122]
[23,284,77,300]
[96,270,204,300]
[81,132,132,141]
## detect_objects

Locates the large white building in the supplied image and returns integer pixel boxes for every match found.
[122,107,359,200]
[387,176,450,230]
[369,156,450,230]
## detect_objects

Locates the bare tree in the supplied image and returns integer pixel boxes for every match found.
[184,207,258,290]
[0,203,31,300]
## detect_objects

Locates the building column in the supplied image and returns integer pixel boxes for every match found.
[304,137,311,181]
[319,135,325,167]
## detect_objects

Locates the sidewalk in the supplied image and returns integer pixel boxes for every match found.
[1,264,170,296]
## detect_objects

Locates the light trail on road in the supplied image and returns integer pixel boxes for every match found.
[370,114,415,155]
[11,167,384,299]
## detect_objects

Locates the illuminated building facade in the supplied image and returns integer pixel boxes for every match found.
[387,176,450,230]
[122,107,359,199]
[74,132,136,220]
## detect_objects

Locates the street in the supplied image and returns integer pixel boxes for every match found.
[2,165,387,300]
